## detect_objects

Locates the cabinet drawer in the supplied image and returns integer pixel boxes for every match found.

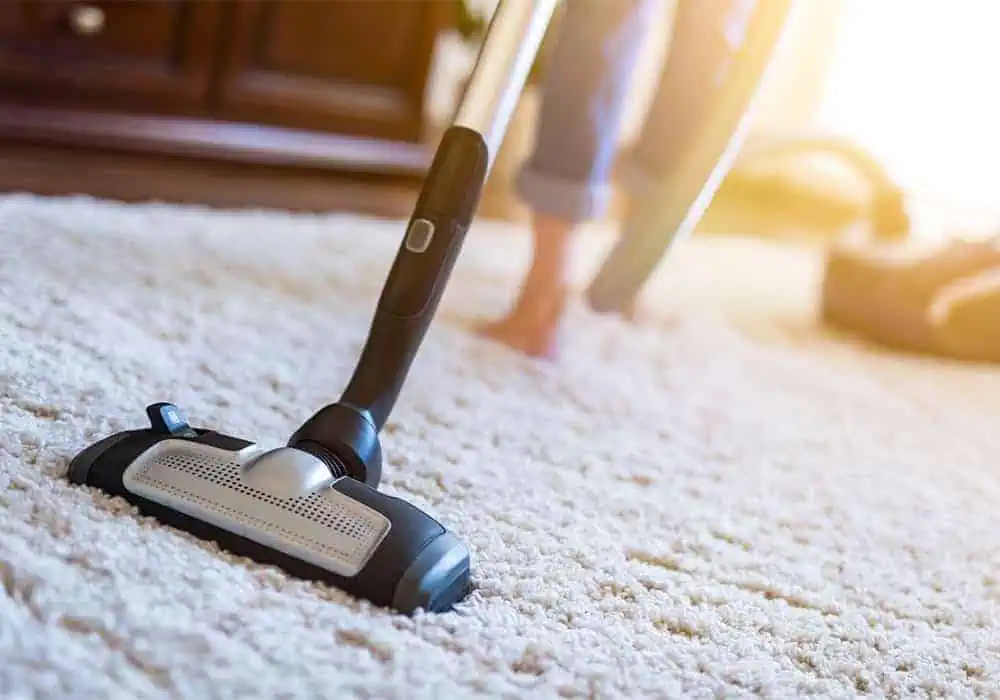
[0,1,223,108]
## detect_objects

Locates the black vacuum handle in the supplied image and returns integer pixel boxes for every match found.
[339,126,488,430]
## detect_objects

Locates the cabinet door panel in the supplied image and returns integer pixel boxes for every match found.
[215,0,446,141]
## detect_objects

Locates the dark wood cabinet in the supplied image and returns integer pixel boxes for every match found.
[0,0,454,213]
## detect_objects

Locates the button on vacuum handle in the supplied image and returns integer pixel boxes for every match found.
[404,218,435,254]
[379,219,467,319]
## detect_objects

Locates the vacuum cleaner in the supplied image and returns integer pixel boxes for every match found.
[66,0,560,615]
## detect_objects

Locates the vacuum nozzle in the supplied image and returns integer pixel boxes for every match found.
[68,405,471,614]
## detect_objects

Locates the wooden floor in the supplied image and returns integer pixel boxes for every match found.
[0,141,422,218]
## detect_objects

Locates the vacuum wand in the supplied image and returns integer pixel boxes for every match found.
[306,0,559,435]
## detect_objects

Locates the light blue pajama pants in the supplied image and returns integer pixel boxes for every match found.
[515,0,759,223]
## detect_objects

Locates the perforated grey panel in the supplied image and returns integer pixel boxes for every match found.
[122,440,390,577]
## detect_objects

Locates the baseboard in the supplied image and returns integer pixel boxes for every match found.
[0,103,433,180]
[0,141,421,217]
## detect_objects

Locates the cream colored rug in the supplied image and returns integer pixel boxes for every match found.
[3,193,1000,699]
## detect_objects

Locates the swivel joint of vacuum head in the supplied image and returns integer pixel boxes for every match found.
[287,402,383,487]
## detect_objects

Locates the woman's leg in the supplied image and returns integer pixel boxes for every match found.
[478,0,662,358]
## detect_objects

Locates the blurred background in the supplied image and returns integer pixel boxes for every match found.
[2,0,999,243]
[434,0,1000,243]
[811,0,1000,221]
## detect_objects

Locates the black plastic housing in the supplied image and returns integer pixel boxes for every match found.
[339,126,488,431]
[288,402,382,487]
[67,427,471,614]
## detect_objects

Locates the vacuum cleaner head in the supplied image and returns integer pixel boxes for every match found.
[66,122,490,614]
[68,403,471,614]
[66,120,498,614]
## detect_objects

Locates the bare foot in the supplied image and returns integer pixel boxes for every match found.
[585,292,639,321]
[477,288,567,359]
[620,296,639,322]
[479,213,575,358]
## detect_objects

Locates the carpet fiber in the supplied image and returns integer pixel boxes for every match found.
[3,194,1000,699]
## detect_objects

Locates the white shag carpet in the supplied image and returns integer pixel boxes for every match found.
[3,193,1000,699]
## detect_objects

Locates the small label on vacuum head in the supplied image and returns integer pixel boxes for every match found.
[161,406,186,432]
[146,402,197,437]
